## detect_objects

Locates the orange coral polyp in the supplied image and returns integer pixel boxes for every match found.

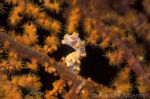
[44,1,61,13]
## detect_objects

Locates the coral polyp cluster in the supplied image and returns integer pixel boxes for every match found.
[0,0,150,98]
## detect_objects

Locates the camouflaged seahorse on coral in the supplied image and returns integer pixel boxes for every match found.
[61,32,86,74]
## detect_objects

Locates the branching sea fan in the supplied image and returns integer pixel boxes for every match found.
[0,0,150,98]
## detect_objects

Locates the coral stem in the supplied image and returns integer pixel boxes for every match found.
[0,32,103,98]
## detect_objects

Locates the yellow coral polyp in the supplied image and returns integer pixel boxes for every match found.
[23,22,37,35]
[8,5,25,26]
[44,80,65,98]
[84,18,92,33]
[25,3,41,18]
[137,76,149,94]
[25,3,61,33]
[17,35,32,46]
[50,21,61,33]
[4,0,18,5]
[44,0,61,13]
[27,59,38,71]
[99,37,110,49]
[105,48,124,66]
[12,75,42,91]
[66,7,80,33]
[0,76,23,99]
[8,15,21,26]
[86,29,99,45]
[45,35,59,46]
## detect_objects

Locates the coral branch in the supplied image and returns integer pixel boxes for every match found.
[0,32,103,98]
[120,40,150,89]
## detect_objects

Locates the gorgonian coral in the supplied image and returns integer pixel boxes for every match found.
[0,0,150,98]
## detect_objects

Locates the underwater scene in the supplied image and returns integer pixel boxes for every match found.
[0,0,150,99]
